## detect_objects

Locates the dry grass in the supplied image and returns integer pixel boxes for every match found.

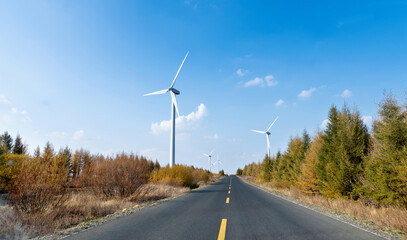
[128,183,188,202]
[0,205,27,240]
[243,176,407,237]
[0,182,194,238]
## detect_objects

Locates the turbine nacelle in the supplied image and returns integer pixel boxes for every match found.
[170,88,180,95]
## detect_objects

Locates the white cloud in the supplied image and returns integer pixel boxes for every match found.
[73,130,85,140]
[151,103,208,135]
[11,107,18,113]
[321,119,330,129]
[140,147,157,156]
[244,74,278,88]
[275,99,284,107]
[21,110,28,115]
[341,89,352,98]
[51,131,71,138]
[244,77,262,87]
[298,88,317,98]
[204,133,219,140]
[362,115,373,127]
[236,68,248,77]
[264,75,277,86]
[0,95,10,104]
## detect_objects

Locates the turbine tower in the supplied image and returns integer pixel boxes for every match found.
[144,52,189,167]
[203,149,214,172]
[213,153,222,173]
[251,117,279,158]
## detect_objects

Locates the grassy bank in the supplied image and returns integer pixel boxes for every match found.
[241,176,406,238]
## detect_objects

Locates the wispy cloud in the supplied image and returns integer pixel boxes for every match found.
[321,119,330,129]
[0,95,10,104]
[236,68,248,77]
[51,130,85,141]
[73,130,85,140]
[151,103,208,135]
[0,95,32,124]
[244,74,277,87]
[362,115,373,127]
[275,99,284,107]
[204,133,219,140]
[341,89,352,98]
[140,147,157,156]
[298,87,317,98]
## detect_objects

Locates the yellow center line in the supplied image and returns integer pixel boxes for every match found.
[226,197,230,203]
[217,219,227,240]
[228,190,230,194]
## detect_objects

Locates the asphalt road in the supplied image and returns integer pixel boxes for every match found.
[67,176,383,240]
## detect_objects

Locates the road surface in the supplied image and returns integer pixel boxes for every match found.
[67,176,383,240]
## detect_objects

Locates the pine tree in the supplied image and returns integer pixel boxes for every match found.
[0,132,13,154]
[34,146,41,158]
[262,155,272,182]
[299,133,323,194]
[317,105,369,198]
[363,94,407,206]
[12,134,26,154]
[42,141,54,163]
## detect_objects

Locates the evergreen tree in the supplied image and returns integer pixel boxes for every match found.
[363,94,407,206]
[12,134,26,154]
[262,155,272,181]
[42,141,54,163]
[299,133,323,194]
[317,105,369,198]
[0,131,13,154]
[34,146,41,158]
[276,136,304,185]
[60,146,72,175]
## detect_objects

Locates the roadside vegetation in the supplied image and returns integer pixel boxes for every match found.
[238,93,407,236]
[0,136,216,239]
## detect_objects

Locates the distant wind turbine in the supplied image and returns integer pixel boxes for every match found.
[251,117,279,158]
[213,153,222,173]
[144,52,189,167]
[203,149,214,172]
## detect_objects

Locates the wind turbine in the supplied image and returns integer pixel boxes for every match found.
[213,153,222,173]
[251,117,279,158]
[144,52,189,167]
[203,149,214,172]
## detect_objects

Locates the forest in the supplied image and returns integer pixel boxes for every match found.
[0,134,213,237]
[237,93,407,234]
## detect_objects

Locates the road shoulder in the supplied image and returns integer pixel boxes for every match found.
[238,176,397,240]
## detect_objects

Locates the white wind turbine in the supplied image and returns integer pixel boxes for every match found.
[144,52,189,167]
[213,153,222,173]
[203,149,215,172]
[251,117,279,158]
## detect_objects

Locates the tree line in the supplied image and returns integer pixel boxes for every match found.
[237,94,407,208]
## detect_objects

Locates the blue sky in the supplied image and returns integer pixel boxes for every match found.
[1,1,406,174]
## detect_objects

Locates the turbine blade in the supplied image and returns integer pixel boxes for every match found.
[266,116,279,132]
[210,149,214,155]
[143,89,169,96]
[203,153,209,157]
[251,130,265,134]
[171,92,180,118]
[170,51,189,88]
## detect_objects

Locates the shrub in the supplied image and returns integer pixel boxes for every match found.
[150,165,209,187]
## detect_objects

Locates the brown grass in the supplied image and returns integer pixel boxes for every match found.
[0,206,27,240]
[243,176,407,237]
[128,183,188,202]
